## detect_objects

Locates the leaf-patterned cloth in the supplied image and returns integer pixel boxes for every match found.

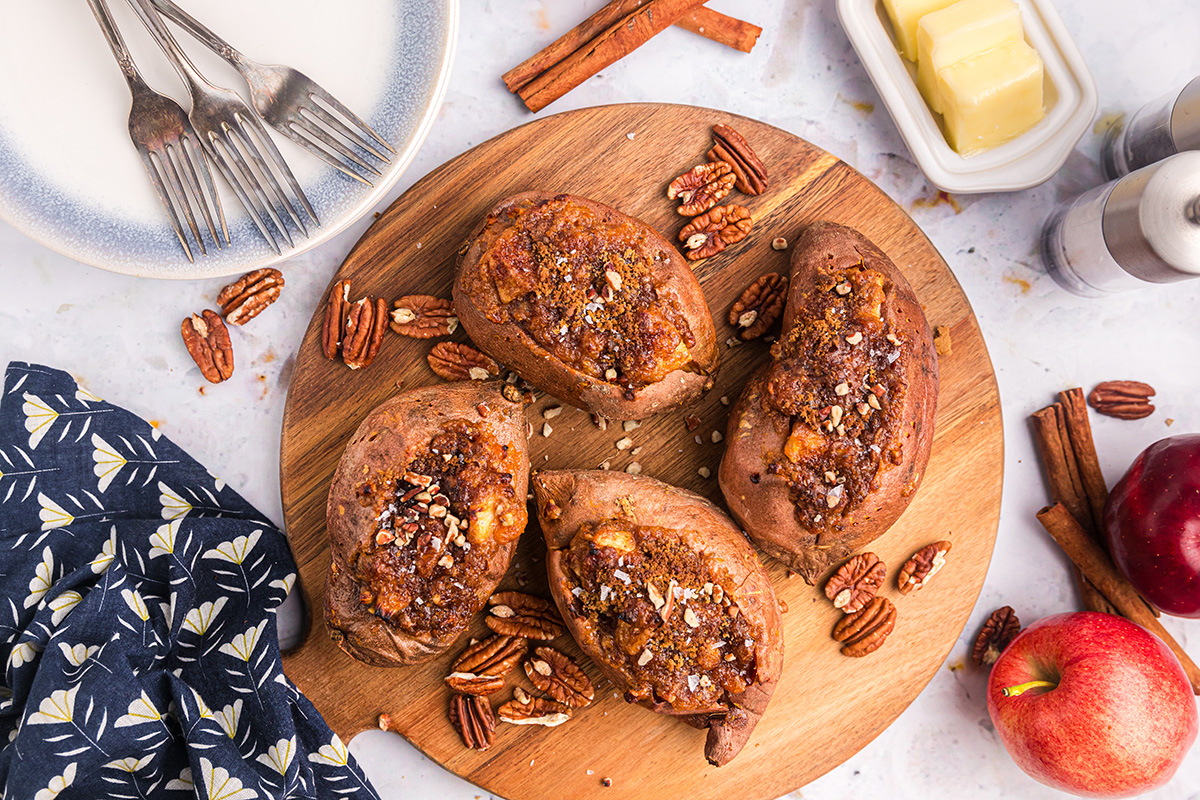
[0,363,378,800]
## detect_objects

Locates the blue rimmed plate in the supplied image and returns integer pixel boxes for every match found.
[0,0,456,278]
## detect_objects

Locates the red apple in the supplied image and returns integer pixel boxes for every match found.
[987,611,1197,798]
[1104,434,1200,618]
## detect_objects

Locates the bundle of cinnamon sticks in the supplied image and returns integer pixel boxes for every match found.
[1031,388,1200,694]
[503,0,762,113]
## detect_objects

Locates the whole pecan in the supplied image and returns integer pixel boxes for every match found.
[390,295,458,338]
[523,647,595,708]
[708,124,768,195]
[832,596,897,657]
[217,267,284,325]
[428,342,500,382]
[729,272,787,341]
[824,552,886,613]
[972,606,1021,667]
[452,635,526,678]
[181,310,234,384]
[497,687,572,727]
[668,162,736,216]
[679,205,753,261]
[342,297,388,370]
[448,693,495,750]
[898,540,952,595]
[486,592,565,640]
[1088,380,1155,420]
[321,279,351,359]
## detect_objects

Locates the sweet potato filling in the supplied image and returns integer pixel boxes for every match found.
[764,263,907,525]
[470,196,696,392]
[561,518,760,712]
[352,419,522,635]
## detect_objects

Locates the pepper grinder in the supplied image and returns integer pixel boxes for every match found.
[1102,76,1200,179]
[1041,150,1200,296]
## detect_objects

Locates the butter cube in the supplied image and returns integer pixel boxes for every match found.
[917,0,1023,114]
[882,0,959,60]
[937,39,1045,155]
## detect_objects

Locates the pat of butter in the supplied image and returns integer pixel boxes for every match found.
[881,0,958,60]
[916,0,1023,114]
[937,39,1045,155]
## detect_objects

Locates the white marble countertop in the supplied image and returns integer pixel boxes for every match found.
[2,1,1198,798]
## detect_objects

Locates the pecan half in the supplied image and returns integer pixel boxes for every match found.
[679,205,753,261]
[181,310,234,384]
[321,279,351,359]
[972,606,1021,667]
[486,592,565,640]
[832,596,897,657]
[729,272,787,341]
[668,162,736,216]
[342,297,388,370]
[824,552,886,613]
[898,540,952,595]
[523,647,595,708]
[452,635,526,678]
[428,342,500,382]
[445,672,506,696]
[448,693,495,750]
[217,267,284,325]
[390,295,458,338]
[708,124,768,195]
[1088,380,1155,420]
[497,688,572,727]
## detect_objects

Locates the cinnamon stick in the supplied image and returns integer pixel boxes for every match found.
[517,0,710,113]
[1057,388,1108,530]
[1036,503,1200,695]
[676,7,762,53]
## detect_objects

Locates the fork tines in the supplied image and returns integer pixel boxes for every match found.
[283,88,395,187]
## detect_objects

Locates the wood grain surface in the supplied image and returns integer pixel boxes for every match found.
[279,103,1004,800]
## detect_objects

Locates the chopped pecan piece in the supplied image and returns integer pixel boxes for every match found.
[708,124,769,195]
[445,672,506,696]
[898,540,952,595]
[390,295,459,338]
[497,689,572,727]
[667,161,736,216]
[1088,380,1155,420]
[181,310,234,384]
[523,647,595,708]
[428,342,500,382]
[729,272,787,341]
[832,596,896,657]
[452,635,527,678]
[448,693,495,750]
[824,552,886,613]
[342,297,388,370]
[486,592,565,640]
[679,205,753,261]
[321,279,351,359]
[217,267,284,325]
[972,606,1021,667]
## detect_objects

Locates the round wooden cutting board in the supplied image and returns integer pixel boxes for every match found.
[279,103,1003,800]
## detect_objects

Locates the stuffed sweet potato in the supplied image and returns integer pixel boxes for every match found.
[720,221,938,583]
[325,381,528,666]
[533,469,783,766]
[453,192,719,420]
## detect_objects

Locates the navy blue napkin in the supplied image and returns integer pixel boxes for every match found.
[0,363,378,800]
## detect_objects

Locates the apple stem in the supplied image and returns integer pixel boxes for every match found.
[1000,679,1057,698]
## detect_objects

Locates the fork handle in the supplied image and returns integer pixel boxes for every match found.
[87,0,143,88]
[124,0,215,94]
[148,0,253,73]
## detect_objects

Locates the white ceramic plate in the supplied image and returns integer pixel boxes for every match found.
[837,0,1097,193]
[0,0,456,279]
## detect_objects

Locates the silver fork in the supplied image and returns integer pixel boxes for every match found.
[125,0,317,254]
[150,0,395,187]
[87,0,226,262]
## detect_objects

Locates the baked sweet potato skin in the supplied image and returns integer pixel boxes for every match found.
[720,221,938,583]
[533,469,783,766]
[325,381,528,667]
[453,192,719,420]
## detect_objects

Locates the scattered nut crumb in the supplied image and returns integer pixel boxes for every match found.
[772,237,788,250]
[934,325,952,356]
[605,367,618,380]
[542,423,553,437]
[543,406,563,420]
[1166,418,1175,427]
[711,431,723,443]
[616,437,634,451]
[720,395,730,405]
[626,133,635,140]
[698,467,711,478]
[631,446,642,456]
[599,460,611,470]
[602,778,613,788]
[378,713,392,731]
[626,462,642,475]
[685,414,701,431]
[623,420,640,432]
